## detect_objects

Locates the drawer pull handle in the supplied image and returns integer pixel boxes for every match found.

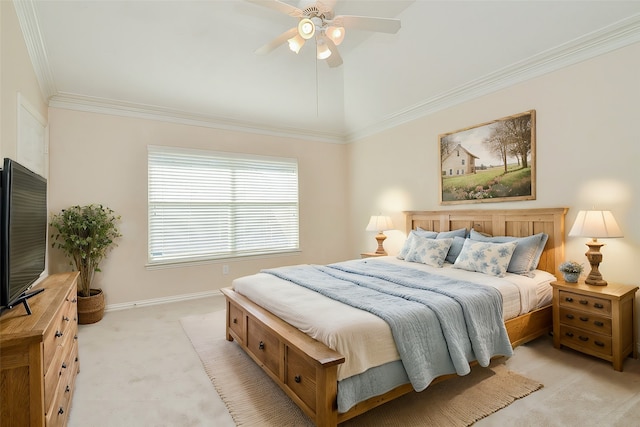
[566,314,574,320]
[62,363,67,369]
[232,318,238,324]
[63,316,70,322]
[565,332,574,338]
[65,385,70,393]
[579,300,588,305]
[594,321,604,327]
[258,341,265,350]
[294,375,301,383]
[594,303,604,309]
[58,407,64,415]
[579,336,589,342]
[565,297,573,302]
[579,316,588,322]
[71,298,77,303]
[55,331,63,338]
[595,341,605,347]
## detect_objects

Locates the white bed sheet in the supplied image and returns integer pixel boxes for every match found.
[232,257,555,381]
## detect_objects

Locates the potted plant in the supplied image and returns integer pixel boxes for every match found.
[559,260,583,283]
[50,204,121,324]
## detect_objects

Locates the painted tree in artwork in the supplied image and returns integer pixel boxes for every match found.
[482,113,532,172]
[504,114,532,168]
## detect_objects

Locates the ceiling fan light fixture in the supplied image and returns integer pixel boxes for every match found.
[287,33,305,53]
[298,18,315,40]
[317,41,332,60]
[326,26,345,45]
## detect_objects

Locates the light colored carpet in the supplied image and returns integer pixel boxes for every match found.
[181,310,543,426]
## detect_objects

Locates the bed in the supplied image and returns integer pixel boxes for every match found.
[221,208,567,426]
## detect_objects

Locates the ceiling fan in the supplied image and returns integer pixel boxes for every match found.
[246,0,401,68]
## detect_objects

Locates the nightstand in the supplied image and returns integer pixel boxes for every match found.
[361,252,386,258]
[551,280,638,371]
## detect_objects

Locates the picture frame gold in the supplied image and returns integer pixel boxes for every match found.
[439,110,536,205]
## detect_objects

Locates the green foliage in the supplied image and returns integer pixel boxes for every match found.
[559,261,584,274]
[50,205,121,297]
[441,166,531,201]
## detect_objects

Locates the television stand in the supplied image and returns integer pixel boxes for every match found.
[1,288,45,315]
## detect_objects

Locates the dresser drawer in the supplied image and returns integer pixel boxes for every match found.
[44,321,78,413]
[228,302,245,341]
[559,325,612,356]
[285,346,317,412]
[46,340,79,423]
[247,317,281,377]
[558,290,611,316]
[558,307,612,335]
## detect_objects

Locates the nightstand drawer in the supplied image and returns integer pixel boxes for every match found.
[559,325,612,356]
[559,307,612,335]
[558,290,611,316]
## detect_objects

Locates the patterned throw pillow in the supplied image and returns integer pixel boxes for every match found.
[405,237,453,268]
[397,229,438,260]
[469,229,548,276]
[452,239,518,277]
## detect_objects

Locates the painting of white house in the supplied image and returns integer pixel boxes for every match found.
[439,110,536,204]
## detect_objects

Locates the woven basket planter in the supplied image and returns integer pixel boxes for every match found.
[77,288,105,324]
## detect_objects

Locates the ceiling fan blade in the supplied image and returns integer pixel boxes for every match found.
[333,15,401,33]
[255,27,298,55]
[323,37,343,68]
[245,0,303,18]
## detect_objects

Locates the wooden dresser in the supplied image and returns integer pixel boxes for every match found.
[551,280,638,371]
[0,272,80,427]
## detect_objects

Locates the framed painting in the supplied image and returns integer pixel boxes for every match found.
[439,110,536,205]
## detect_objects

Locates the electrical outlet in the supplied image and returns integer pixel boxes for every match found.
[222,264,229,275]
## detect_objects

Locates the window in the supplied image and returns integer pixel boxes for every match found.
[461,159,465,165]
[148,146,299,265]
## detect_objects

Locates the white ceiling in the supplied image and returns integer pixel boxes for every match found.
[18,1,640,142]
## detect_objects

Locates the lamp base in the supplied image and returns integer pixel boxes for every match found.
[374,232,387,255]
[584,240,607,286]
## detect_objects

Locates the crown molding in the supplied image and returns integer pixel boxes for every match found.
[49,93,346,144]
[345,13,640,142]
[13,0,57,99]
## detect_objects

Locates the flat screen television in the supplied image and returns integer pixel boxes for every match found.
[0,158,47,315]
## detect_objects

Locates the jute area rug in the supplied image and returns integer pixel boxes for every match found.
[181,310,542,426]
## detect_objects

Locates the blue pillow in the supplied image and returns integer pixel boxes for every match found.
[436,228,467,240]
[445,236,466,264]
[469,229,549,276]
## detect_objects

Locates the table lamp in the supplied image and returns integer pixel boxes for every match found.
[366,215,394,255]
[568,210,623,286]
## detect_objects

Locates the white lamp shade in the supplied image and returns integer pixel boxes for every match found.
[366,215,394,232]
[326,26,345,45]
[287,33,305,53]
[298,18,315,40]
[317,41,331,59]
[568,210,623,238]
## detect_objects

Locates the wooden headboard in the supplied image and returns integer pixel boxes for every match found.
[404,208,567,277]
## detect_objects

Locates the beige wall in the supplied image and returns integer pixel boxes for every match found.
[0,1,48,160]
[47,109,350,306]
[348,41,640,286]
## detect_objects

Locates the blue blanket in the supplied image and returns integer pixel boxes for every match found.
[262,259,513,392]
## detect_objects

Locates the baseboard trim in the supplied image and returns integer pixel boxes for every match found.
[105,289,223,312]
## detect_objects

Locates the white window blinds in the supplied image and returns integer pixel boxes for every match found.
[148,146,299,265]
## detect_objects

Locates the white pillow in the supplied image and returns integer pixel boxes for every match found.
[453,239,518,277]
[405,237,453,268]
